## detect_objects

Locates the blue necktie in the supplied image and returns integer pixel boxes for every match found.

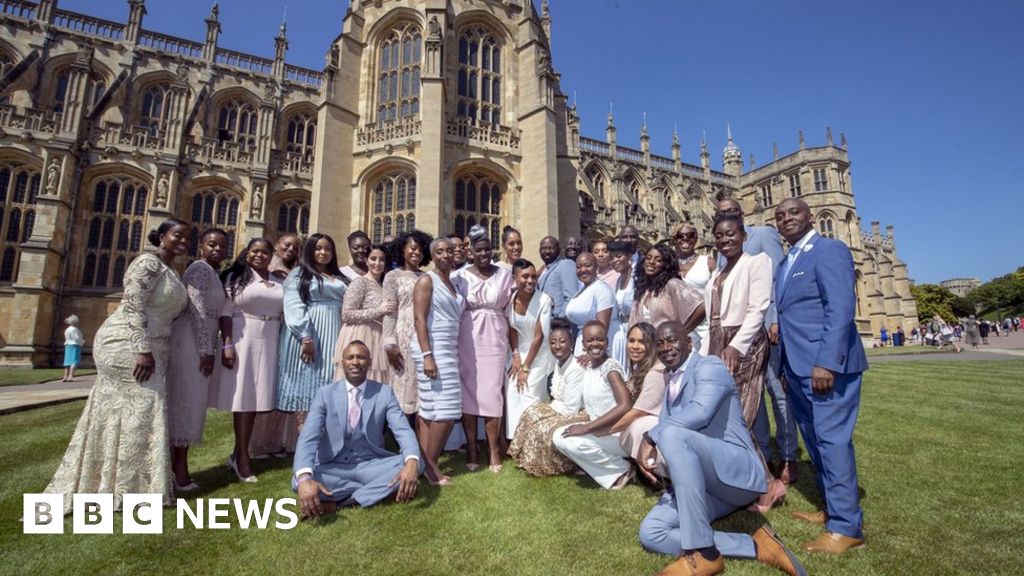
[780,246,801,290]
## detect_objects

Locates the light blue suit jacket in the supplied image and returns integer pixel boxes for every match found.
[774,233,868,378]
[648,353,766,494]
[293,379,420,475]
[538,256,582,318]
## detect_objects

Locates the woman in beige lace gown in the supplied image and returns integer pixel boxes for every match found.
[335,244,394,383]
[45,220,191,511]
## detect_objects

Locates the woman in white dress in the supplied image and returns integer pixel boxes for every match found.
[564,252,615,355]
[412,237,466,486]
[45,219,190,511]
[167,227,228,491]
[606,240,635,375]
[506,258,555,439]
[673,222,714,344]
[339,230,371,283]
[552,321,633,490]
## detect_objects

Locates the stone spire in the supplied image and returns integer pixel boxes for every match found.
[671,123,681,162]
[606,103,616,151]
[773,142,779,160]
[826,126,834,146]
[126,0,147,44]
[640,112,649,153]
[203,3,221,62]
[541,0,551,42]
[273,8,288,78]
[798,129,806,150]
[723,123,743,178]
[840,132,848,148]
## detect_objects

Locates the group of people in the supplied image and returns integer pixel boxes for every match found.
[43,196,868,576]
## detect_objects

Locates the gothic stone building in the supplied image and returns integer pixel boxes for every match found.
[0,0,914,366]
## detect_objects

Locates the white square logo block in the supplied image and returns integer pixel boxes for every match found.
[72,494,114,534]
[23,494,64,534]
[122,494,164,534]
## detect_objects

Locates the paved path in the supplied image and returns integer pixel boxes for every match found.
[0,374,94,415]
[869,327,1024,362]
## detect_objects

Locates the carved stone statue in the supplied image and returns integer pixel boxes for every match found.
[155,172,169,207]
[537,47,550,76]
[45,157,60,194]
[251,185,264,218]
[427,15,442,40]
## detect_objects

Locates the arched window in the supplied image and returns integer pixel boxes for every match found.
[457,27,502,125]
[628,177,645,213]
[0,162,40,282]
[139,83,172,134]
[216,98,258,147]
[285,113,317,164]
[370,172,416,243]
[454,173,502,245]
[276,198,310,236]
[0,52,13,79]
[80,176,148,288]
[585,164,607,204]
[189,188,239,257]
[53,69,105,113]
[377,24,422,123]
[818,214,836,239]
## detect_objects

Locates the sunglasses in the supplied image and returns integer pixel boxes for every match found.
[674,232,697,240]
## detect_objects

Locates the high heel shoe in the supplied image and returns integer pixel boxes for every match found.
[173,478,200,493]
[227,454,258,483]
[748,479,786,513]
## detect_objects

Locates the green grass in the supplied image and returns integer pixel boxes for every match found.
[0,368,95,387]
[3,360,1023,575]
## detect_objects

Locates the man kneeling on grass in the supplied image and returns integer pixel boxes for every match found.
[637,322,806,576]
[293,341,423,519]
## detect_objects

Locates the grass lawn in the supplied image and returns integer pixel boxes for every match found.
[0,368,95,387]
[3,360,1023,575]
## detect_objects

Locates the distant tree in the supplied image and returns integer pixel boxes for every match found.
[968,266,1024,315]
[951,296,976,318]
[911,284,958,323]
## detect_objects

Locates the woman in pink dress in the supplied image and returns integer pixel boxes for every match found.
[209,238,284,483]
[334,244,393,383]
[455,225,514,472]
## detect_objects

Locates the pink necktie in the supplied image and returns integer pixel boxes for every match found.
[348,386,361,432]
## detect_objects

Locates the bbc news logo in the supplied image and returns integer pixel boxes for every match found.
[23,494,299,534]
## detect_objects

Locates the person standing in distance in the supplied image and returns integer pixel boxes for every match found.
[773,198,868,554]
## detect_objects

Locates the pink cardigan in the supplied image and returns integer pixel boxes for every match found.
[703,252,772,355]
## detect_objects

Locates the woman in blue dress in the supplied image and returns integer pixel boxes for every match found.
[412,237,466,486]
[276,233,347,431]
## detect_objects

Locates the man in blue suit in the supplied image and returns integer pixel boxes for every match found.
[637,321,806,576]
[773,198,868,554]
[537,236,582,319]
[293,341,423,519]
[716,198,800,485]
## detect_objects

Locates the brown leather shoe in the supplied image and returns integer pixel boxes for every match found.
[778,460,800,485]
[790,510,826,525]
[654,552,725,576]
[752,525,808,576]
[802,531,865,554]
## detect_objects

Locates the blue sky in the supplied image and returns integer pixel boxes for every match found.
[64,0,1024,284]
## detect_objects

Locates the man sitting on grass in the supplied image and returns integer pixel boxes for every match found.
[637,321,806,576]
[293,341,422,519]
